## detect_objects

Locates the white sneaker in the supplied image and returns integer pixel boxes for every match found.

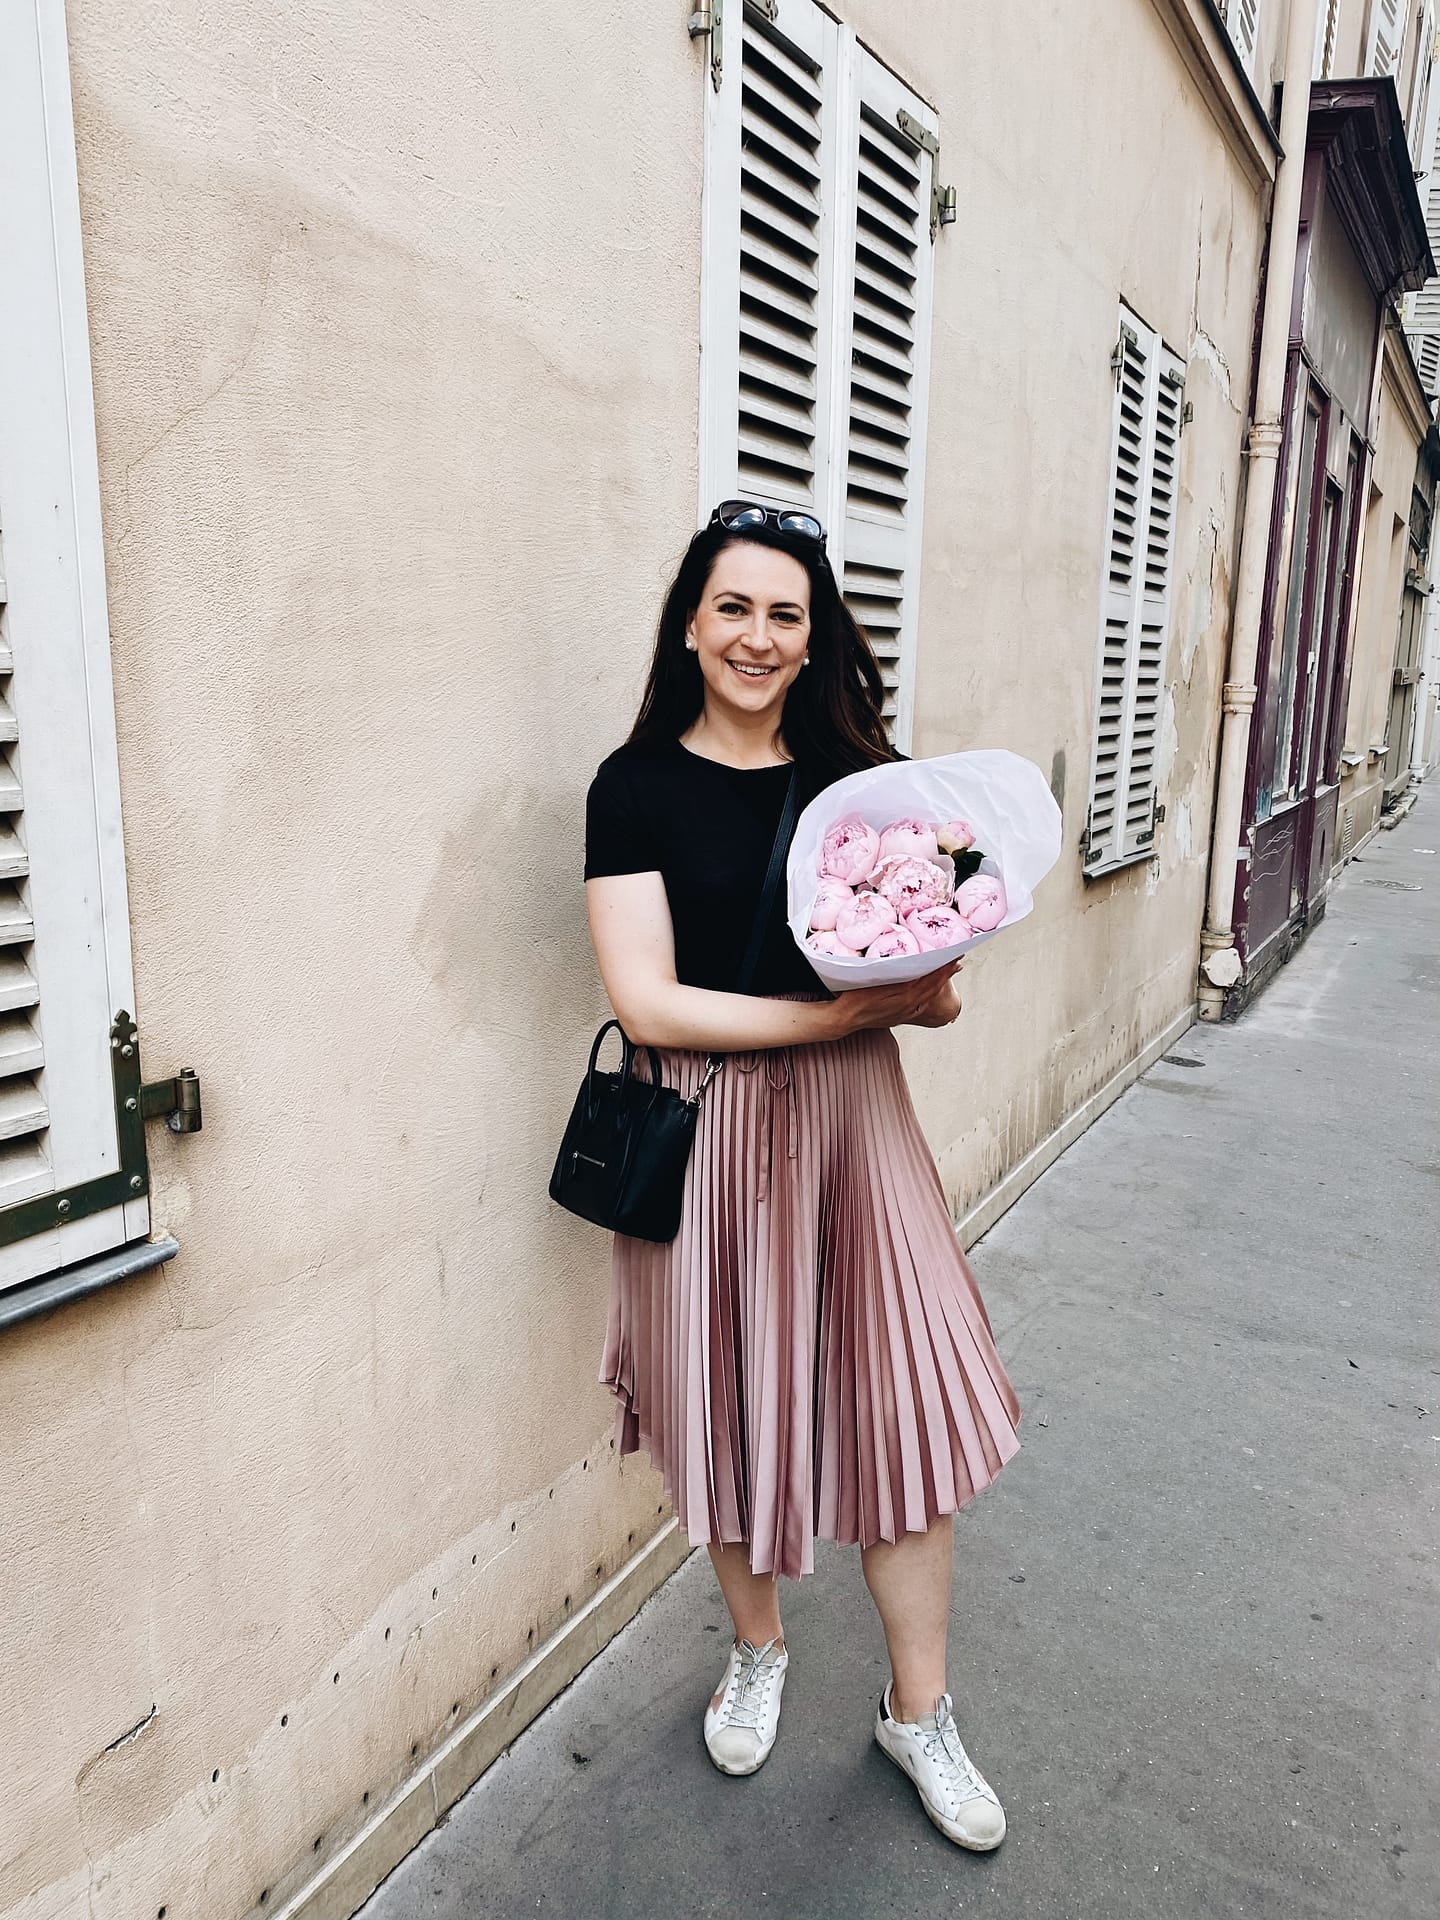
[874,1684,1007,1850]
[703,1638,788,1776]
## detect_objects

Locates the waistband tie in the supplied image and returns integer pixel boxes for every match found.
[737,1049,798,1203]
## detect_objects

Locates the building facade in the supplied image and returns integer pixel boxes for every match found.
[2,3,1432,1916]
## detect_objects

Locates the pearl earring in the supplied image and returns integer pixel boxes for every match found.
[685,638,698,651]
[802,655,811,667]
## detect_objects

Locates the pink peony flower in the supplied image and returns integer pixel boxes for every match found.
[807,930,860,958]
[876,817,940,865]
[871,854,955,919]
[867,925,921,959]
[937,819,978,855]
[819,813,880,886]
[834,889,897,951]
[952,872,1008,931]
[905,904,971,950]
[808,876,854,933]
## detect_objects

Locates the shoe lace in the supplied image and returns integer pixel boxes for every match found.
[721,1639,779,1732]
[923,1696,988,1804]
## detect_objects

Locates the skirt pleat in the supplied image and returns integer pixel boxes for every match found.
[600,1015,1021,1581]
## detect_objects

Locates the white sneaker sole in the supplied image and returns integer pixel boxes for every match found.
[704,1733,778,1777]
[874,1717,1007,1852]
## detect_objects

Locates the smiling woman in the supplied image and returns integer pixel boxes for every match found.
[577,503,1020,1849]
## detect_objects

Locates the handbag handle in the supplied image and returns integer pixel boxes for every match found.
[586,1019,662,1120]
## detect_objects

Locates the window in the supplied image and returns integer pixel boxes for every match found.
[1082,305,1185,876]
[0,1,152,1294]
[1365,0,1404,77]
[1221,0,1261,76]
[699,0,938,748]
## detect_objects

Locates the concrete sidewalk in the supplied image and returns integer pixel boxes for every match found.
[367,791,1439,1920]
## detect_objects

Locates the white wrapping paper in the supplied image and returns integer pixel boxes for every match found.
[787,749,1063,990]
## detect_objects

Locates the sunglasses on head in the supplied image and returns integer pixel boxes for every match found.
[709,500,827,547]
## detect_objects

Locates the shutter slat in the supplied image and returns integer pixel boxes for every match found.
[0,1077,48,1142]
[0,950,39,1013]
[0,894,34,947]
[0,1015,44,1078]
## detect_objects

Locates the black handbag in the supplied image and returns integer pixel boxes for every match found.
[550,764,800,1243]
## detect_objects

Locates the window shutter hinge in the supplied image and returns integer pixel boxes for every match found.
[896,110,952,239]
[687,0,724,90]
[1111,323,1139,389]
[0,1014,202,1250]
[140,1068,204,1133]
[1136,798,1166,847]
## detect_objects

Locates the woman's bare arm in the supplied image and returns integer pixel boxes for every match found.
[586,872,961,1051]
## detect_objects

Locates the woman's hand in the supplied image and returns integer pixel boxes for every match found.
[835,960,963,1035]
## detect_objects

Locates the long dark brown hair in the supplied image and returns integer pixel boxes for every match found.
[625,521,896,778]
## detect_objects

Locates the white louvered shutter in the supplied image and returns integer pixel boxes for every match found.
[700,10,938,754]
[1366,0,1404,75]
[1406,77,1440,389]
[829,50,937,750]
[1127,349,1183,857]
[0,0,149,1290]
[699,0,841,518]
[1407,2,1436,162]
[1222,0,1261,74]
[0,509,48,1203]
[1084,308,1184,874]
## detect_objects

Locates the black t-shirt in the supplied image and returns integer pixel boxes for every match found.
[584,737,835,997]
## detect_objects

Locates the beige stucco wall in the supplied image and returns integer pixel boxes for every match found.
[4,4,703,1916]
[4,3,1279,1916]
[1337,321,1427,851]
[841,0,1269,1210]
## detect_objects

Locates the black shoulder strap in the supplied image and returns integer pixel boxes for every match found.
[735,764,801,998]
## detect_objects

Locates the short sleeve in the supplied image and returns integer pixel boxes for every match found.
[583,754,663,879]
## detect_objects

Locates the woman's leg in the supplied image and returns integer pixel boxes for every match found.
[860,1514,953,1722]
[707,1542,784,1685]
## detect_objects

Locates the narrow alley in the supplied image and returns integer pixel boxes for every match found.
[365,791,1439,1920]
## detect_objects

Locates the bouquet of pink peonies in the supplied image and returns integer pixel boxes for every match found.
[786,750,1063,990]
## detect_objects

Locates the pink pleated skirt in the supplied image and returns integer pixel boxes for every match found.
[600,1008,1021,1580]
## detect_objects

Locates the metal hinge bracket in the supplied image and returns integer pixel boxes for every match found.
[687,0,723,90]
[1111,322,1139,389]
[689,0,779,88]
[140,1068,203,1133]
[0,1012,202,1249]
[1080,813,1104,868]
[896,109,955,239]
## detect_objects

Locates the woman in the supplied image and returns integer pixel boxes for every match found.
[583,502,1021,1851]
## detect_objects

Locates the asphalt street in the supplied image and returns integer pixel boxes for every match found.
[365,785,1439,1920]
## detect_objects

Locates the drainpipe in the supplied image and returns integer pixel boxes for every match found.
[1197,0,1323,1020]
